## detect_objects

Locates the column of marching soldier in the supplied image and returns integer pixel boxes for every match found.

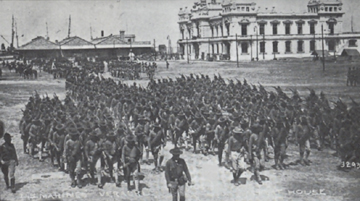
[14,67,360,197]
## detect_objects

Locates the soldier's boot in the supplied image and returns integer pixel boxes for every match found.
[235,169,244,185]
[159,156,164,171]
[97,173,103,188]
[224,153,230,168]
[70,173,76,188]
[4,177,9,189]
[10,178,16,193]
[299,152,305,166]
[116,175,121,187]
[254,170,262,185]
[304,150,311,166]
[179,196,185,201]
[39,150,44,162]
[77,175,82,189]
[145,151,150,165]
[278,157,285,170]
[134,176,141,195]
[89,173,96,185]
[274,156,279,170]
[232,173,238,185]
[218,150,223,166]
[64,163,68,173]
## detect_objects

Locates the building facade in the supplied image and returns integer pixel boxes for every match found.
[178,0,360,61]
[17,31,153,59]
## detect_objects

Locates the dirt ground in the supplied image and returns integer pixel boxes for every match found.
[0,59,360,201]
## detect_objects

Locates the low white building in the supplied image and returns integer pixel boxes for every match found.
[177,0,360,61]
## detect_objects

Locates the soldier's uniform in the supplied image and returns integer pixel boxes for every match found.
[122,135,141,194]
[165,148,192,201]
[0,133,18,193]
[227,127,247,186]
[63,128,82,188]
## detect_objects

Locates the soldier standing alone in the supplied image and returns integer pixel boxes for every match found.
[0,133,19,193]
[165,148,192,201]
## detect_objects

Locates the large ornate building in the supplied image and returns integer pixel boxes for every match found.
[178,0,360,61]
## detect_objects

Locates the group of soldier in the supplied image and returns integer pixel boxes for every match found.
[16,66,360,199]
[346,66,360,87]
[109,61,157,80]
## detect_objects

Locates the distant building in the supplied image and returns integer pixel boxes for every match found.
[177,0,360,61]
[17,30,153,59]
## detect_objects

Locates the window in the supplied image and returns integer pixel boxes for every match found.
[181,29,184,39]
[217,44,219,53]
[285,24,291,35]
[241,42,248,53]
[297,40,304,52]
[329,7,332,12]
[349,40,357,47]
[310,40,316,51]
[226,23,230,36]
[325,7,328,12]
[241,24,247,36]
[329,23,334,34]
[298,24,303,34]
[285,41,291,52]
[334,7,337,12]
[211,44,214,54]
[329,40,336,51]
[273,24,278,35]
[211,26,214,37]
[310,24,315,34]
[246,7,249,12]
[260,24,265,35]
[260,42,265,53]
[273,41,278,53]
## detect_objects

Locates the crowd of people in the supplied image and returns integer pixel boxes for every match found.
[14,66,360,198]
[109,61,157,80]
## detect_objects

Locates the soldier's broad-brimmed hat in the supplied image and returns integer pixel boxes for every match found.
[194,113,202,120]
[218,116,227,123]
[4,133,12,139]
[68,126,79,136]
[169,147,183,155]
[126,135,136,142]
[56,123,65,132]
[232,127,244,135]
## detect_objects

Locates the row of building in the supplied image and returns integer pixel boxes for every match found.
[17,31,153,59]
[177,0,360,61]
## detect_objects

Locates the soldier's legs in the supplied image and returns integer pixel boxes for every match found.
[68,161,76,187]
[8,160,16,193]
[304,140,311,165]
[217,143,224,166]
[96,157,104,188]
[252,156,262,184]
[313,129,321,150]
[279,143,286,169]
[299,142,305,165]
[22,135,28,154]
[274,145,280,169]
[1,163,10,189]
[178,184,186,201]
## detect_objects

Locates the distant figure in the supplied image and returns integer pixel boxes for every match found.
[0,133,19,193]
[129,49,135,62]
[166,60,169,69]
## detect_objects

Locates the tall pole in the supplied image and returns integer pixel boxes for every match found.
[262,32,265,60]
[250,35,253,61]
[68,15,71,38]
[11,15,15,49]
[321,24,325,72]
[186,37,189,64]
[256,26,258,61]
[153,39,156,61]
[236,34,239,67]
[208,38,210,61]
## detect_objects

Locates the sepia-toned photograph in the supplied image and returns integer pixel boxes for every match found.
[0,0,360,200]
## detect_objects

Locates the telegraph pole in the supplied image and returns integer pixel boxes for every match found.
[186,37,189,64]
[250,35,253,61]
[153,39,156,61]
[321,24,325,72]
[255,26,258,61]
[236,34,239,67]
[262,32,265,60]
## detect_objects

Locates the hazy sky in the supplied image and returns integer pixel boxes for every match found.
[0,0,359,48]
